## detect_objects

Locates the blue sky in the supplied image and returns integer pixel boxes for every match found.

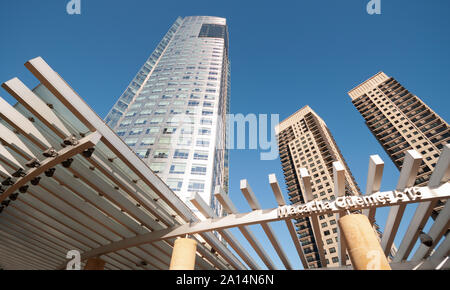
[0,0,449,269]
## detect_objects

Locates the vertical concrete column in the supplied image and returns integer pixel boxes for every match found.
[169,238,198,270]
[84,257,106,270]
[338,214,391,270]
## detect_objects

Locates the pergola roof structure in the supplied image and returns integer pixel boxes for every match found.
[0,57,448,270]
[0,57,245,270]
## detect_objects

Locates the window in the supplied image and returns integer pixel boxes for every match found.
[140,137,155,146]
[144,102,156,107]
[140,109,152,115]
[170,163,186,174]
[177,137,192,146]
[174,149,189,159]
[173,100,185,106]
[116,129,126,136]
[194,151,208,160]
[158,137,171,144]
[125,111,137,117]
[198,128,211,135]
[163,127,177,134]
[201,119,212,125]
[129,128,143,136]
[191,164,207,175]
[150,163,165,173]
[170,109,182,115]
[125,138,138,146]
[149,117,163,124]
[188,101,200,106]
[153,149,169,159]
[158,101,170,107]
[181,127,193,135]
[197,139,210,147]
[136,149,150,159]
[119,120,132,127]
[188,181,205,192]
[146,127,160,134]
[155,109,167,115]
[166,178,183,192]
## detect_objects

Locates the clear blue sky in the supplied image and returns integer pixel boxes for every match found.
[0,0,449,269]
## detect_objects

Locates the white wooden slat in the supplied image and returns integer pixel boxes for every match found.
[240,179,293,270]
[299,167,328,267]
[0,131,102,203]
[0,122,36,160]
[394,145,450,262]
[0,163,12,177]
[431,235,450,261]
[0,243,51,270]
[299,168,314,202]
[381,150,422,255]
[190,192,258,270]
[0,224,63,264]
[0,143,24,170]
[214,186,278,270]
[0,213,73,254]
[428,144,450,188]
[0,231,59,268]
[363,155,384,222]
[3,204,91,251]
[333,161,348,266]
[411,201,450,261]
[2,77,71,138]
[269,173,309,269]
[0,96,52,149]
[55,158,220,270]
[18,192,110,245]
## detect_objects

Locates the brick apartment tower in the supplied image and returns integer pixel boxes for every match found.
[348,72,450,218]
[276,106,362,268]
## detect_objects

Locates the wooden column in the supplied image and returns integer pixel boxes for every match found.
[84,257,106,270]
[338,214,391,270]
[169,238,197,270]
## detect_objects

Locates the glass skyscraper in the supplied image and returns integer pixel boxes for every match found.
[105,16,230,218]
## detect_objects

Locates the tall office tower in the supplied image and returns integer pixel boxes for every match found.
[276,106,362,268]
[348,72,449,217]
[104,16,230,218]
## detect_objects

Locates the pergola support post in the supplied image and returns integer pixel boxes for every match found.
[169,238,197,270]
[338,214,391,270]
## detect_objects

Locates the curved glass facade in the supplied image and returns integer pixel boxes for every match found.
[105,16,230,218]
